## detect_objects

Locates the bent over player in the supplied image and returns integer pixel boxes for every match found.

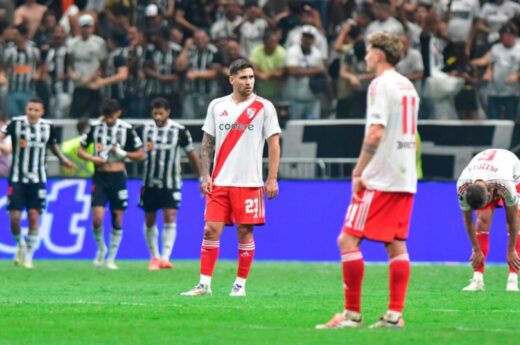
[457,149,520,292]
[181,58,281,297]
[317,32,419,329]
[78,98,144,269]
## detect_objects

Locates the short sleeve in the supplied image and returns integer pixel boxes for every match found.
[124,127,143,151]
[1,120,13,136]
[48,124,59,145]
[262,101,282,139]
[366,78,389,127]
[80,126,94,147]
[180,128,195,153]
[202,100,217,136]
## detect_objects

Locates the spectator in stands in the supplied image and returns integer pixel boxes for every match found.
[396,34,424,94]
[14,0,48,40]
[2,24,41,117]
[144,3,166,31]
[124,25,145,118]
[237,2,274,58]
[45,25,73,118]
[365,0,404,37]
[219,38,246,96]
[34,10,58,59]
[437,0,479,49]
[210,0,243,41]
[176,30,221,119]
[473,0,520,48]
[337,25,372,118]
[0,112,11,177]
[68,14,107,118]
[143,26,182,118]
[0,21,8,113]
[285,9,328,59]
[175,0,213,38]
[275,0,303,45]
[0,0,14,26]
[472,23,520,121]
[285,25,326,119]
[250,29,286,103]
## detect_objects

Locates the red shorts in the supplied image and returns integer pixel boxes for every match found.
[342,189,414,243]
[205,186,265,225]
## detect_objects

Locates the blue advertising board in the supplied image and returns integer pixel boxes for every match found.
[0,179,511,263]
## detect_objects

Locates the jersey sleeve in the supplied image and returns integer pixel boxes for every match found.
[124,127,144,152]
[180,128,195,153]
[202,100,217,136]
[366,78,389,126]
[501,181,518,207]
[80,126,94,147]
[262,101,282,139]
[1,120,13,136]
[114,54,127,69]
[48,124,59,145]
[457,181,471,211]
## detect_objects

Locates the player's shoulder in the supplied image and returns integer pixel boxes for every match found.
[253,94,275,107]
[167,119,186,130]
[90,119,103,127]
[116,119,133,129]
[40,118,53,126]
[208,95,231,110]
[11,116,26,122]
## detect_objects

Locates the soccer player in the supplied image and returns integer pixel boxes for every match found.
[78,98,144,270]
[457,149,520,292]
[317,32,418,329]
[138,97,203,270]
[181,58,281,297]
[0,97,73,268]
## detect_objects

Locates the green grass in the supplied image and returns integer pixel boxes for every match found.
[1,261,520,345]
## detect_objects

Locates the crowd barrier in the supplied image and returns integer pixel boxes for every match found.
[0,179,512,263]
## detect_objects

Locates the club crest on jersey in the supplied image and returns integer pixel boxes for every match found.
[247,108,256,119]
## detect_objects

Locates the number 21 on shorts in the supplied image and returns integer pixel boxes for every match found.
[245,198,259,218]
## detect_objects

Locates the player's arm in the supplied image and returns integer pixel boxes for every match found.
[351,124,384,198]
[505,204,520,270]
[200,132,215,193]
[118,128,145,161]
[265,133,280,200]
[49,143,74,170]
[462,209,486,270]
[77,144,105,165]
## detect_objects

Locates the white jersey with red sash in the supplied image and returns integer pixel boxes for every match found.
[202,94,281,187]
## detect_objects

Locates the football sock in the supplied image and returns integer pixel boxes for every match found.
[200,239,220,281]
[341,250,364,313]
[389,253,411,313]
[508,235,520,273]
[144,225,159,259]
[237,240,255,280]
[13,233,25,246]
[161,223,177,261]
[475,232,489,273]
[107,228,123,262]
[25,229,39,259]
[93,226,106,250]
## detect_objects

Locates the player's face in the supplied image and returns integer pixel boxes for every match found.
[365,46,380,72]
[152,107,170,127]
[26,102,44,121]
[103,110,121,126]
[231,67,255,97]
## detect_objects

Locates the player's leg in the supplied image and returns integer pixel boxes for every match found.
[368,239,409,329]
[160,208,178,269]
[230,224,254,297]
[463,207,493,291]
[144,211,161,270]
[105,172,129,270]
[106,209,125,270]
[23,209,41,269]
[506,222,520,292]
[92,206,107,267]
[8,209,25,266]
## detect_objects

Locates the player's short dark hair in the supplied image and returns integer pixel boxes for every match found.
[151,97,170,111]
[14,24,29,37]
[76,117,90,134]
[101,98,121,116]
[27,97,45,107]
[229,58,254,75]
[466,184,487,210]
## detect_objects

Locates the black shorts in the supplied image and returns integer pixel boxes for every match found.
[8,182,47,211]
[139,186,181,212]
[91,171,128,210]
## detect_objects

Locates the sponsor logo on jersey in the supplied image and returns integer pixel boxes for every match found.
[219,123,255,131]
[397,141,416,150]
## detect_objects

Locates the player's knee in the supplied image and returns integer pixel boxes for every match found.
[337,233,355,251]
[92,218,103,229]
[203,224,219,240]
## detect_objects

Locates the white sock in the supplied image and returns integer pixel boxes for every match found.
[25,229,39,259]
[473,271,484,281]
[93,226,106,251]
[200,274,212,286]
[233,277,246,288]
[13,233,25,246]
[107,228,123,262]
[508,272,518,281]
[144,225,159,259]
[161,223,177,261]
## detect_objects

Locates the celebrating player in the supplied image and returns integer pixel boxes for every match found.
[0,97,73,268]
[138,97,203,270]
[78,98,144,269]
[317,32,418,329]
[457,149,520,292]
[181,58,281,297]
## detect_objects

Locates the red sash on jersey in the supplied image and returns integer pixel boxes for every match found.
[212,99,264,180]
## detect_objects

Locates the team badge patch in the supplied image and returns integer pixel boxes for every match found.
[247,108,256,119]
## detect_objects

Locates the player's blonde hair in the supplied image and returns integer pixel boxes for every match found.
[367,32,404,66]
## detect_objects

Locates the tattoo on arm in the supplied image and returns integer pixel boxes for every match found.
[201,133,215,176]
[362,142,378,155]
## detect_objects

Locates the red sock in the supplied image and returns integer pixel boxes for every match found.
[341,250,364,313]
[389,253,411,313]
[237,240,255,279]
[476,232,489,273]
[508,235,520,273]
[200,239,220,276]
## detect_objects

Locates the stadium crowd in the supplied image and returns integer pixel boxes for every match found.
[1,0,520,121]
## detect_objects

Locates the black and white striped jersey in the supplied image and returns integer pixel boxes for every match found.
[104,47,128,101]
[144,42,181,96]
[137,119,194,189]
[184,44,221,95]
[3,44,40,92]
[46,45,73,95]
[80,119,143,162]
[1,116,58,183]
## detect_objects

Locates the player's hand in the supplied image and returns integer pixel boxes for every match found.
[201,175,213,194]
[351,176,365,202]
[264,179,279,200]
[61,158,75,171]
[507,73,519,85]
[91,156,107,165]
[470,249,485,270]
[507,249,520,271]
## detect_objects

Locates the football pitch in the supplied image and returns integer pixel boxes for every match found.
[1,261,520,345]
